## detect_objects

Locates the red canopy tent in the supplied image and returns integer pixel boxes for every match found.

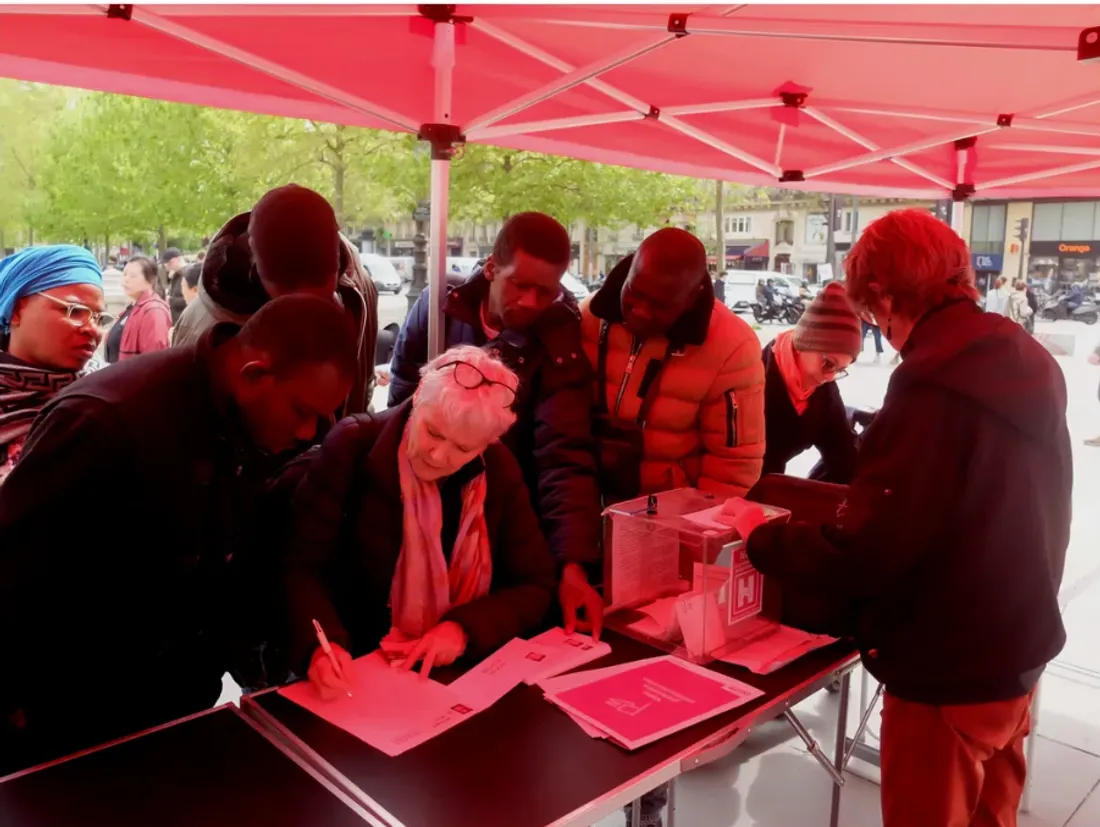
[3,3,1100,353]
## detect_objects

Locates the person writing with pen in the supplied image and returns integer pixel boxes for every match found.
[286,345,558,697]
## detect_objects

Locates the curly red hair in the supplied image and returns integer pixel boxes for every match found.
[845,208,979,319]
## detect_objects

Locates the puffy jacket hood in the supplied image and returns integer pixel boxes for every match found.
[893,299,1067,443]
[590,253,715,347]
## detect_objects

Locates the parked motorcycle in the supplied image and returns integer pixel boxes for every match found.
[752,295,805,325]
[1039,291,1100,325]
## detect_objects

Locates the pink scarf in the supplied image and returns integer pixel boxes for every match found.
[389,419,493,639]
[773,331,815,415]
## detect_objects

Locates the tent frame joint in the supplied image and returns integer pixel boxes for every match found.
[668,14,690,37]
[954,136,978,151]
[952,183,976,202]
[997,113,1015,128]
[417,4,471,25]
[780,169,805,183]
[780,91,808,109]
[646,105,661,120]
[106,4,132,21]
[418,123,465,161]
[1078,27,1100,63]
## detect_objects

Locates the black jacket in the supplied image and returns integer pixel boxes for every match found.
[284,402,558,672]
[747,300,1070,705]
[760,341,858,484]
[388,270,601,572]
[0,326,287,771]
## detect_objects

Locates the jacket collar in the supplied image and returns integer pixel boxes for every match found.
[589,253,714,347]
[900,298,974,359]
[445,268,582,348]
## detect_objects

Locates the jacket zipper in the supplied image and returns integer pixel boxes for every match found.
[613,337,644,415]
[724,390,738,447]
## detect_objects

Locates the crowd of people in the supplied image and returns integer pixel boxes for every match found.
[0,187,1071,827]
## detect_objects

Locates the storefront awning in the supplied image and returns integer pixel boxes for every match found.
[745,241,770,259]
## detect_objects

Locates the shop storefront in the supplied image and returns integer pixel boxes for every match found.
[1027,241,1100,288]
[972,252,1004,292]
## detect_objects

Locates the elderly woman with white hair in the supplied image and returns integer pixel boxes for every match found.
[285,344,558,697]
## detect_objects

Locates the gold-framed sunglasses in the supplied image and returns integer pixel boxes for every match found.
[36,292,115,331]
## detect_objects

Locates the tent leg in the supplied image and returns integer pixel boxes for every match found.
[428,157,450,359]
[424,14,456,361]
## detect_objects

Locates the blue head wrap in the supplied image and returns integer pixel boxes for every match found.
[0,245,104,333]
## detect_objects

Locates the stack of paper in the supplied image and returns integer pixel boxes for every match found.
[718,623,838,675]
[279,629,611,756]
[541,655,764,750]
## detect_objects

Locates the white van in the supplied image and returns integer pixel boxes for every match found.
[720,269,762,313]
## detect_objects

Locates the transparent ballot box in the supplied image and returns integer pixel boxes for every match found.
[602,488,791,665]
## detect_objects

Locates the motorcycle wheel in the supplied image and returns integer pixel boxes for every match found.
[1082,312,1099,325]
[784,306,803,325]
[752,305,765,323]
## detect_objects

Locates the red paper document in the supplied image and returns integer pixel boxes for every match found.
[546,656,764,750]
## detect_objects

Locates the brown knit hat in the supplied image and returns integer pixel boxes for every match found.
[792,281,862,358]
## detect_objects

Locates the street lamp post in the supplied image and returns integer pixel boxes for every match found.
[408,201,430,313]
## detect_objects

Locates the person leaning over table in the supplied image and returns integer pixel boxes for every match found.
[285,345,558,698]
[580,227,765,827]
[0,296,360,776]
[760,281,861,484]
[727,209,1070,827]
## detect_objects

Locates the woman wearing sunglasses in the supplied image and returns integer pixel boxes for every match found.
[759,280,862,484]
[104,255,171,363]
[285,344,557,698]
[0,245,112,485]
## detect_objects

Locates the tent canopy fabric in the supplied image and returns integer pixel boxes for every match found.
[3,4,1100,200]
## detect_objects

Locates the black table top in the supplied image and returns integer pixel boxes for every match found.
[252,632,858,827]
[0,706,372,827]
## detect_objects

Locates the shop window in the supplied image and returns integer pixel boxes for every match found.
[775,220,794,245]
[725,216,752,234]
[970,203,1006,255]
[1063,202,1096,239]
[1032,203,1063,241]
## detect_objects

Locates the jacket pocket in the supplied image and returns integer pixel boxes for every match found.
[724,390,737,447]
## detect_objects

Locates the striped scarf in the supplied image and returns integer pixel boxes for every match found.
[388,418,492,639]
[0,356,84,484]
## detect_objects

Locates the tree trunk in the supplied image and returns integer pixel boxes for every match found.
[104,233,110,267]
[715,180,725,275]
[334,162,346,232]
[28,227,34,246]
[157,224,167,255]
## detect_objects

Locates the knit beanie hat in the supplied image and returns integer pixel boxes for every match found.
[792,281,862,358]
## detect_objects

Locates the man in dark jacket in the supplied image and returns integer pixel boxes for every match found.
[732,209,1070,827]
[0,296,358,775]
[159,247,187,325]
[173,184,378,416]
[389,212,604,637]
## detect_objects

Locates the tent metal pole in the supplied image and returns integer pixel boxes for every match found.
[121,6,419,132]
[468,110,642,141]
[660,98,778,117]
[805,125,1002,179]
[804,107,953,189]
[978,157,1100,191]
[463,33,677,134]
[427,16,456,361]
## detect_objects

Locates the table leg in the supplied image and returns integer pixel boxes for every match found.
[830,671,851,827]
[844,682,884,769]
[1022,676,1042,814]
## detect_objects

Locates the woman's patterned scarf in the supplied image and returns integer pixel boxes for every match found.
[0,355,87,483]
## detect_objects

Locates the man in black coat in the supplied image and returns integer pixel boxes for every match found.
[0,296,359,775]
[388,212,604,636]
[730,210,1070,827]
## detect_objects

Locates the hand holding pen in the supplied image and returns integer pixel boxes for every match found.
[308,618,355,700]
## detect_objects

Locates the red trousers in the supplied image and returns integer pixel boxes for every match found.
[880,691,1034,827]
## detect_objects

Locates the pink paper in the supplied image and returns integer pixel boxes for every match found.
[547,657,763,750]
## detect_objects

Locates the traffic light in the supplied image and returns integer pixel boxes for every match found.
[1015,217,1030,243]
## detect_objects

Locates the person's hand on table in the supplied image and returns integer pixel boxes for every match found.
[725,499,770,542]
[560,562,604,641]
[399,621,467,680]
[308,642,355,701]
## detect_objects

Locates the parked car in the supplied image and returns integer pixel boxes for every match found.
[561,272,589,302]
[719,269,760,313]
[361,253,403,294]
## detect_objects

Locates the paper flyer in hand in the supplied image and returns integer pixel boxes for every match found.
[544,656,764,750]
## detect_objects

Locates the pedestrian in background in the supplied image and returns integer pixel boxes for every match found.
[985,275,1010,315]
[106,256,171,363]
[1005,280,1033,328]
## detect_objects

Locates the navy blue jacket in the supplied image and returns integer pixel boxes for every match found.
[388,271,602,573]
